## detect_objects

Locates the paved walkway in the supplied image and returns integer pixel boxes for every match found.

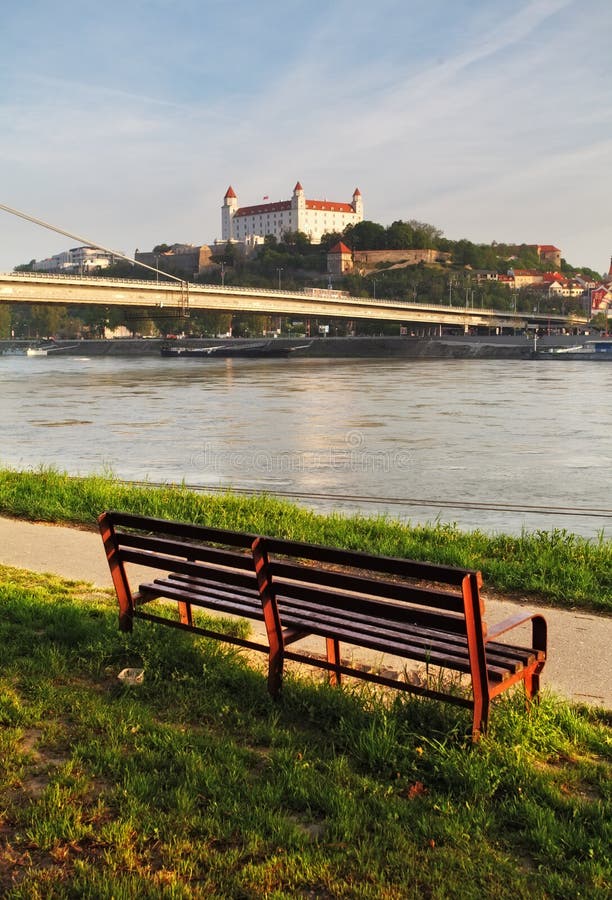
[0,516,609,709]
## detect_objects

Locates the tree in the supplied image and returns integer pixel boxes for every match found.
[319,231,344,252]
[386,220,414,249]
[407,220,443,249]
[343,220,387,250]
[0,305,11,338]
[281,230,311,253]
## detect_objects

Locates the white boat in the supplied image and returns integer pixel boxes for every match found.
[539,339,612,360]
[26,342,80,357]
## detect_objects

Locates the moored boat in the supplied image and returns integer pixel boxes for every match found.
[160,340,310,359]
[536,339,612,360]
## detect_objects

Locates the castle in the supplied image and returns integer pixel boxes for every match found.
[221,182,363,245]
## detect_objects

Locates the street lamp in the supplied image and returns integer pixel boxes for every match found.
[372,279,376,300]
[276,267,283,290]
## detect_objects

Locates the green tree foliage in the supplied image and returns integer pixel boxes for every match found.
[385,220,415,249]
[281,230,312,253]
[343,220,387,250]
[0,305,11,338]
[318,231,344,252]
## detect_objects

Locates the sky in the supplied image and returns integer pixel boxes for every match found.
[1,0,611,275]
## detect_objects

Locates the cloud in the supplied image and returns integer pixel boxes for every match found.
[1,0,611,272]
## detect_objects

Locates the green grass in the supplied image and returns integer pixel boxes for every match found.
[0,567,612,900]
[0,466,610,613]
[0,566,611,898]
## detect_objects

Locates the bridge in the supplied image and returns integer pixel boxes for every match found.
[0,271,581,331]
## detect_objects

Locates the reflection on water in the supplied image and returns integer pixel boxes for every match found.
[1,354,610,537]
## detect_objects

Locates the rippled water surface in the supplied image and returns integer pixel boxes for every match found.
[1,354,610,536]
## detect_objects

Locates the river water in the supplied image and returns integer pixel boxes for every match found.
[1,354,610,538]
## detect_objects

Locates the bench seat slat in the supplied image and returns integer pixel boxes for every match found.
[167,572,259,597]
[275,610,533,680]
[165,571,468,636]
[273,581,469,634]
[145,573,539,677]
[139,580,265,621]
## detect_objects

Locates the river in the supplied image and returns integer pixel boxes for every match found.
[1,354,610,538]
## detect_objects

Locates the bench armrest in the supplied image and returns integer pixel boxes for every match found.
[486,611,547,651]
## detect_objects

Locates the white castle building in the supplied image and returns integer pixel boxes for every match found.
[221,182,363,245]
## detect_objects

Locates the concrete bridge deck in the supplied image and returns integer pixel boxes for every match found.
[0,271,578,330]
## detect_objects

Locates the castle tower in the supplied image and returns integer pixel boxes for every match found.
[221,186,238,241]
[291,181,306,231]
[607,255,612,281]
[352,188,363,219]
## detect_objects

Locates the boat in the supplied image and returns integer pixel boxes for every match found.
[160,340,311,359]
[537,339,612,360]
[26,341,81,357]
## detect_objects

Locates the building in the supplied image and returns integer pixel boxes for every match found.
[221,182,363,245]
[135,244,216,279]
[327,242,353,275]
[508,269,545,288]
[535,245,562,267]
[32,246,121,274]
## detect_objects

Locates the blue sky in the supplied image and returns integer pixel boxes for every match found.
[1,0,611,273]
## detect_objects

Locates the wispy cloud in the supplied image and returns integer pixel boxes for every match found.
[0,0,610,271]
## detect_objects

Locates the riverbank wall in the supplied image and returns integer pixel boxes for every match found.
[0,334,591,359]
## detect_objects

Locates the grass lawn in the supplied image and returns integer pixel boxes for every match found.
[1,566,610,898]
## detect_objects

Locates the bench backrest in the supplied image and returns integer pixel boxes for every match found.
[100,511,486,644]
[98,511,259,602]
[253,536,485,637]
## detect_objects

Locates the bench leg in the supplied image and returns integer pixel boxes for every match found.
[252,537,285,700]
[178,601,193,627]
[524,666,543,711]
[98,513,134,632]
[326,637,342,686]
[267,643,284,699]
[471,695,490,742]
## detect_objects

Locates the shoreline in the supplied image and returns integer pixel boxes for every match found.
[0,333,597,359]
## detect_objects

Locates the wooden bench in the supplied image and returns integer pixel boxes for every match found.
[99,511,547,741]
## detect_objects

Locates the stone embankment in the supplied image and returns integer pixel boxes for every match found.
[0,334,590,359]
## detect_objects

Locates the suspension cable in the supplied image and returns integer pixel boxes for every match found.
[0,201,185,286]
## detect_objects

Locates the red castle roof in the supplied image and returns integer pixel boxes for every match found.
[229,181,359,218]
[235,201,292,217]
[328,241,352,255]
[306,200,355,213]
